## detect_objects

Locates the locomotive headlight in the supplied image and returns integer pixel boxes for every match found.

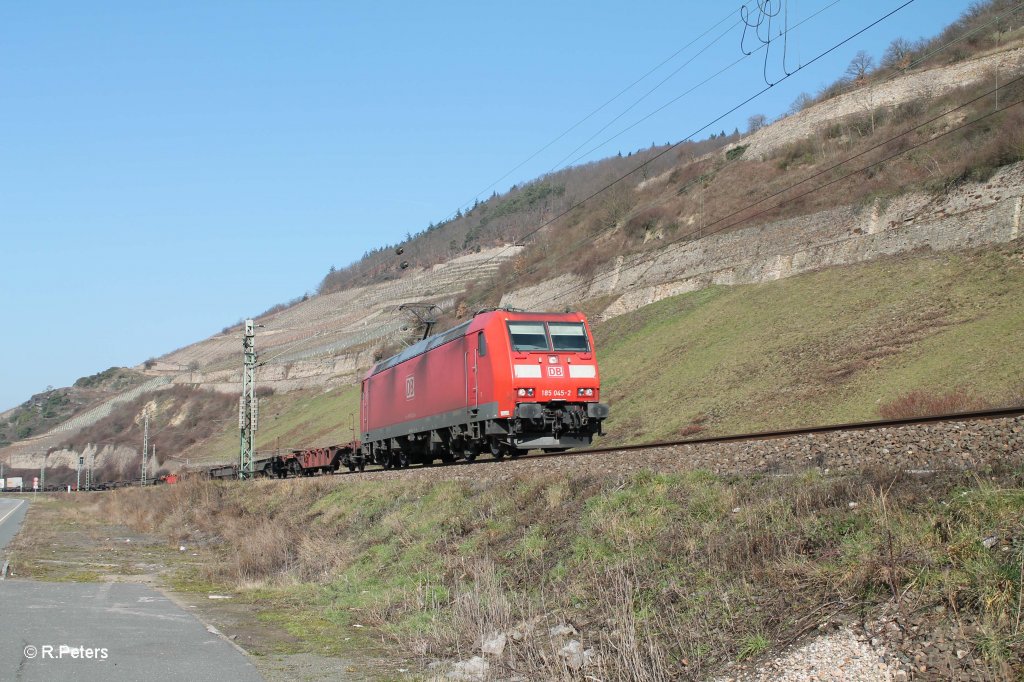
[518,388,526,397]
[585,388,594,396]
[527,388,534,397]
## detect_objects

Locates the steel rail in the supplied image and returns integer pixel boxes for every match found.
[345,405,1024,473]
[74,405,1022,485]
[566,405,1024,456]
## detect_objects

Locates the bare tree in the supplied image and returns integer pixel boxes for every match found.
[788,93,814,115]
[881,38,913,69]
[747,114,767,133]
[845,50,875,82]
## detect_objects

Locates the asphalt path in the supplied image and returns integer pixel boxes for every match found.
[0,498,264,681]
[0,497,29,552]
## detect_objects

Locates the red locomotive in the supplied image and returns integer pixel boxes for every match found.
[359,309,608,468]
[205,309,608,479]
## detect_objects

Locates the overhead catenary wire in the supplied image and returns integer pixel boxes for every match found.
[432,2,766,230]
[466,0,845,276]
[561,0,839,168]
[542,11,753,174]
[467,0,917,280]
[474,0,1023,296]
[532,84,1024,309]
[552,0,842,172]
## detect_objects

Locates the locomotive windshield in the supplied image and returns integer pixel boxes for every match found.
[549,322,590,352]
[508,321,590,352]
[508,322,550,351]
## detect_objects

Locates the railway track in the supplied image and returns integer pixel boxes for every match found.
[257,405,1024,478]
[12,407,1016,491]
[536,405,1024,461]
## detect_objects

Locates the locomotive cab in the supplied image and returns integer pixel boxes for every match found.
[493,313,609,453]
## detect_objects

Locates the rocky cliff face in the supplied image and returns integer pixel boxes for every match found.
[501,163,1024,317]
[741,47,1024,160]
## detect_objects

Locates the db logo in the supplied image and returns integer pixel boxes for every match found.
[547,366,564,378]
[405,376,415,400]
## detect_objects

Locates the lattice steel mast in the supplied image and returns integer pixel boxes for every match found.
[141,411,149,485]
[239,319,258,478]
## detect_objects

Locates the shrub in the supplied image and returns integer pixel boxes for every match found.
[623,206,672,242]
[878,388,990,419]
[775,138,817,170]
[726,145,748,161]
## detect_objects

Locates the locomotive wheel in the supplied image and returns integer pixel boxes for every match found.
[358,461,366,472]
[489,438,506,461]
[347,462,356,472]
[397,451,410,469]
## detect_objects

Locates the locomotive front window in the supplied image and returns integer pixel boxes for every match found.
[548,323,590,351]
[508,322,550,351]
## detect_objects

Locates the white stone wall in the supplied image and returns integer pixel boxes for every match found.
[500,163,1024,317]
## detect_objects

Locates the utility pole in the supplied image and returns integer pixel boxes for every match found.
[76,455,83,491]
[39,454,45,491]
[239,319,258,479]
[142,411,149,486]
[86,452,94,491]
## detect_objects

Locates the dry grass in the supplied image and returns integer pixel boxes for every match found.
[54,386,238,481]
[878,388,992,419]
[78,465,1024,679]
[456,65,1024,306]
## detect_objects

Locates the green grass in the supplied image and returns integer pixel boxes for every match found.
[50,458,1024,677]
[186,245,1023,463]
[595,245,1024,443]
[195,384,361,463]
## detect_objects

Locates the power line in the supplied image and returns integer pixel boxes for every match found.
[387,0,792,258]
[542,13,749,174]
[469,0,917,278]
[555,0,842,171]
[437,3,760,226]
[479,0,1024,295]
[534,83,1024,308]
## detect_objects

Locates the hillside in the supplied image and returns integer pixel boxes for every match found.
[0,367,145,447]
[2,0,1023,480]
[131,240,1024,466]
[15,422,1020,680]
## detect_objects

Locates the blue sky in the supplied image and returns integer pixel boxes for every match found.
[0,0,977,410]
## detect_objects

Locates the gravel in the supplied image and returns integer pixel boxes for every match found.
[331,415,1024,486]
[713,628,894,682]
